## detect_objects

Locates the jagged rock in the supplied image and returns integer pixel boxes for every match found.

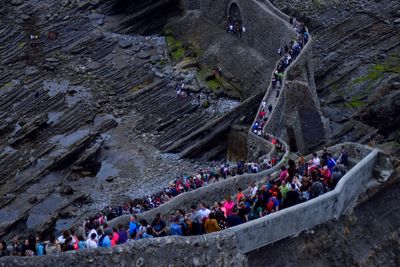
[77,0,91,9]
[24,66,39,76]
[105,176,115,182]
[118,40,132,49]
[215,89,225,97]
[44,58,59,63]
[61,0,70,7]
[175,59,197,69]
[21,14,30,21]
[11,0,24,6]
[90,0,101,5]
[60,185,74,195]
[29,196,38,204]
[137,51,151,59]
[43,64,56,71]
[59,210,74,218]
[327,94,345,104]
[356,90,400,137]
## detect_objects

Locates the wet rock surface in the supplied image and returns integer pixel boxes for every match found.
[0,0,239,241]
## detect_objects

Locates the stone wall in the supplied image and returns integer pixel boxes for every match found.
[227,125,249,161]
[108,142,372,227]
[2,143,396,267]
[260,35,327,153]
[0,231,247,267]
[231,146,381,253]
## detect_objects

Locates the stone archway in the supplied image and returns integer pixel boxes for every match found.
[228,2,242,24]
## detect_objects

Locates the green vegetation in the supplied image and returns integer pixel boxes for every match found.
[130,78,153,93]
[345,99,365,108]
[196,67,223,91]
[352,53,400,85]
[205,79,221,91]
[130,85,143,92]
[344,53,400,109]
[201,100,210,109]
[18,42,27,49]
[0,81,12,90]
[165,33,185,61]
[392,142,400,148]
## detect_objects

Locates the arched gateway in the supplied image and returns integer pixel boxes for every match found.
[228,2,242,24]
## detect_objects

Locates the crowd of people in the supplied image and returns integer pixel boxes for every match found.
[252,16,310,137]
[0,144,349,257]
[0,12,335,259]
[225,20,246,38]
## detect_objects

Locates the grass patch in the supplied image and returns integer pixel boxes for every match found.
[352,54,400,85]
[130,85,143,92]
[18,42,27,49]
[391,142,400,148]
[0,81,12,90]
[205,79,221,90]
[165,33,185,61]
[129,78,153,93]
[345,99,365,108]
[196,67,223,91]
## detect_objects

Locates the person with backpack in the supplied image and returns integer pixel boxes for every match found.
[117,224,128,244]
[266,192,280,213]
[77,236,86,250]
[189,205,202,235]
[337,145,349,167]
[45,235,61,254]
[36,236,46,255]
[128,215,139,239]
[175,209,188,235]
[311,174,324,198]
[169,217,183,236]
[97,229,111,248]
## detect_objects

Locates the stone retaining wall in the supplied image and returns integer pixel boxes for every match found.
[230,146,379,253]
[0,231,247,267]
[2,143,391,267]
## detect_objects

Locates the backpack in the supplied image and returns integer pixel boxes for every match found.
[98,234,106,247]
[37,243,46,255]
[312,182,324,197]
[266,198,275,212]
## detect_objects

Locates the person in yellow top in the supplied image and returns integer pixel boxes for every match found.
[204,213,221,233]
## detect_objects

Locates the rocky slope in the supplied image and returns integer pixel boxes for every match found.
[272,0,400,152]
[0,0,242,241]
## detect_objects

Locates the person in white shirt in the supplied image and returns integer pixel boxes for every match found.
[86,228,98,241]
[312,153,320,166]
[86,233,98,249]
[198,203,211,219]
[250,182,258,198]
